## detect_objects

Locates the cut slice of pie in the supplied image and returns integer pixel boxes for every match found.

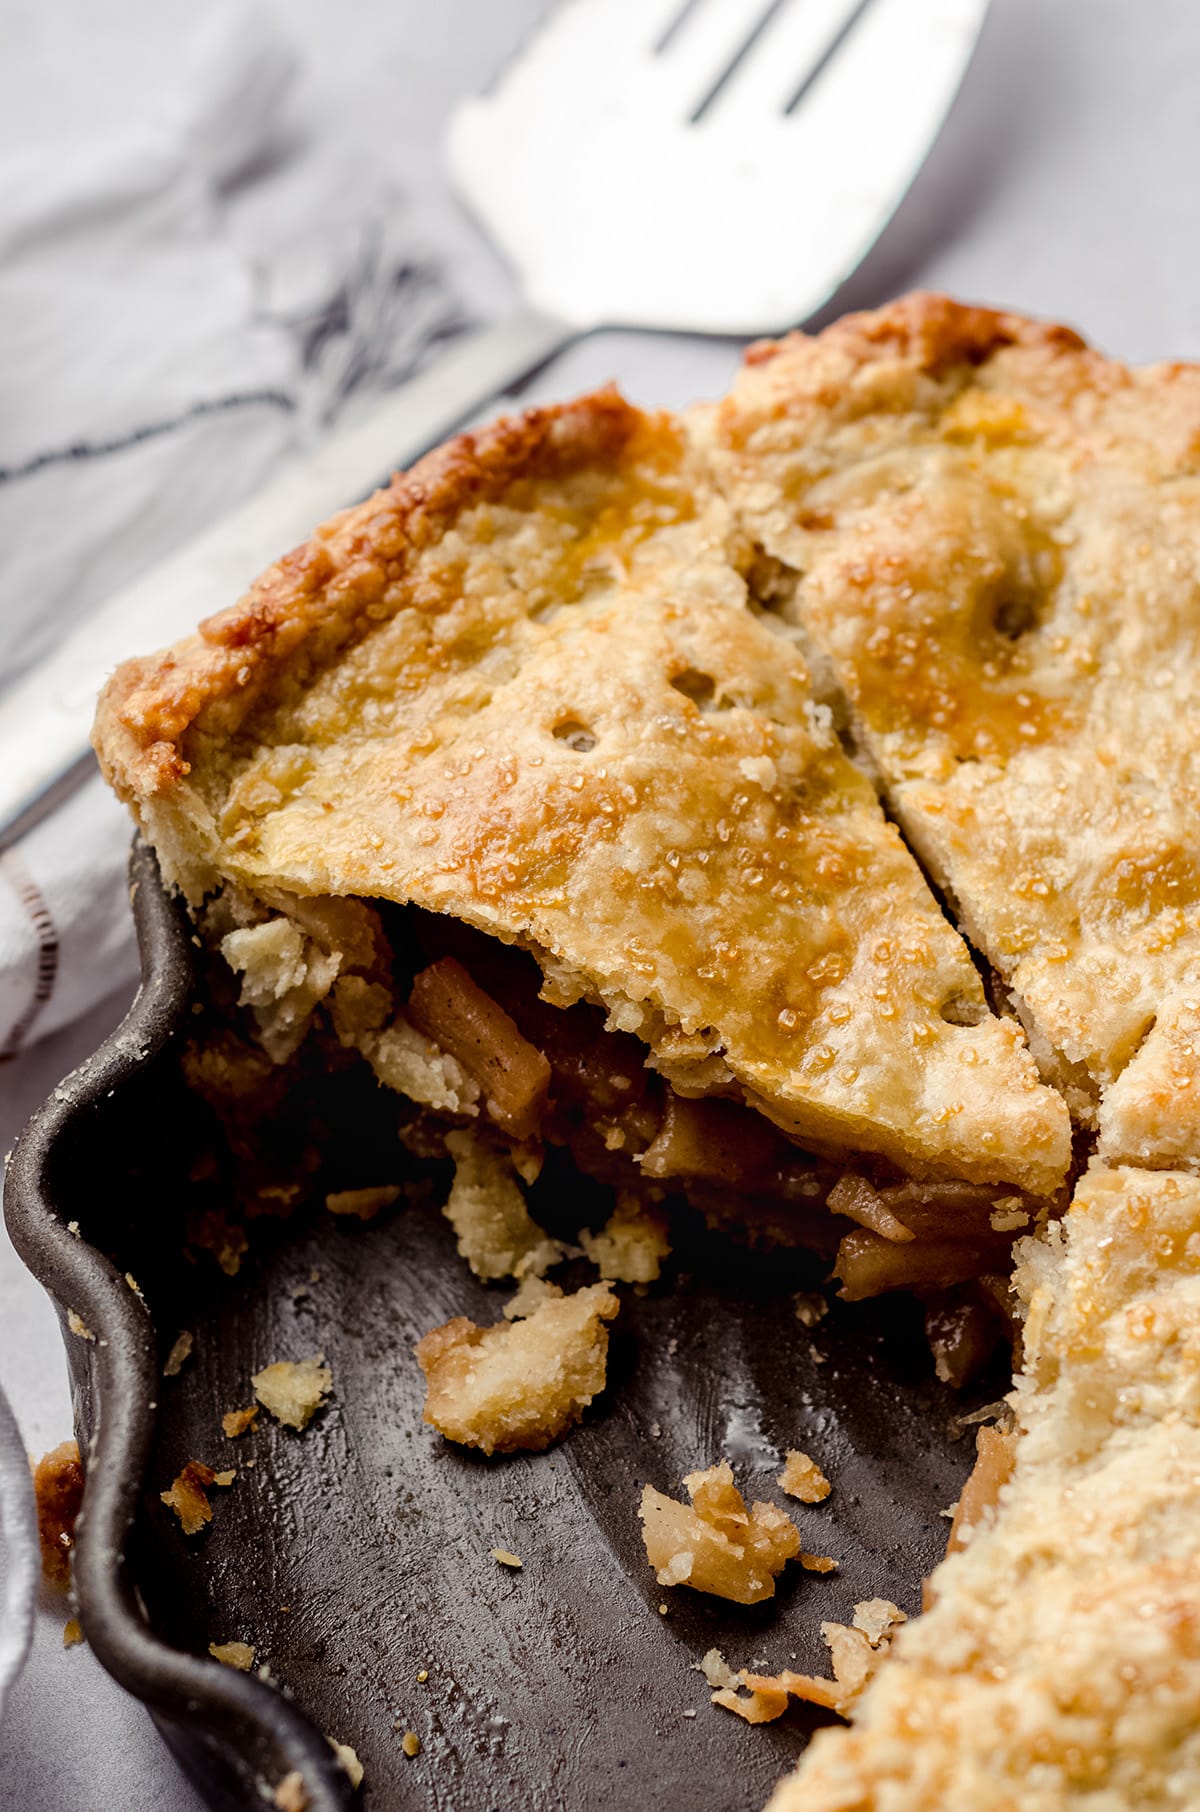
[701,292,1200,1170]
[765,1162,1200,1811]
[94,388,1067,1210]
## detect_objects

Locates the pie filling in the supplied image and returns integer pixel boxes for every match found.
[188,881,1049,1391]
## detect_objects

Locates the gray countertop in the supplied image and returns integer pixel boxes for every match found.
[2,0,1198,1804]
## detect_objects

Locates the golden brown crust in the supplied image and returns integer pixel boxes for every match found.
[95,388,642,804]
[703,293,1200,1172]
[93,379,1069,1193]
[742,290,1087,380]
[766,1164,1200,1811]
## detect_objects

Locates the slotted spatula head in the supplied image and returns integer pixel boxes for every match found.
[448,0,988,337]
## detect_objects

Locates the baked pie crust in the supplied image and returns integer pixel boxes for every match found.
[701,292,1200,1170]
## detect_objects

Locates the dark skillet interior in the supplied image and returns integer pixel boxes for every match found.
[9,844,997,1812]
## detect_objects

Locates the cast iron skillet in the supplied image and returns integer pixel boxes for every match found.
[4,840,354,1812]
[4,839,993,1812]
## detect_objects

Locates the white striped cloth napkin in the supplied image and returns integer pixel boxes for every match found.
[0,2,468,1060]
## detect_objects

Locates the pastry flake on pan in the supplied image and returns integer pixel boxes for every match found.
[701,293,1200,1169]
[766,1163,1200,1812]
[94,387,1068,1192]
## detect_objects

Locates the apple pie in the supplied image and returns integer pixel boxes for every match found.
[91,293,1200,1810]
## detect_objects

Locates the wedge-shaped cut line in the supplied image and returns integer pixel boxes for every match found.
[766,1162,1200,1811]
[703,292,1200,1173]
[95,385,1068,1195]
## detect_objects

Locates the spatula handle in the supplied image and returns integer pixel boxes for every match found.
[0,304,572,848]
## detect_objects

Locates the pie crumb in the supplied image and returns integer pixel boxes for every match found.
[163,1331,194,1377]
[160,1461,234,1535]
[441,1128,563,1281]
[792,1292,828,1328]
[713,1678,791,1725]
[579,1193,671,1283]
[31,1439,84,1588]
[639,1461,801,1604]
[694,1648,739,1691]
[401,1731,420,1758]
[273,1772,307,1812]
[222,1405,259,1438]
[252,1357,332,1430]
[62,1617,84,1649]
[491,1547,523,1568]
[800,1552,838,1573]
[851,1597,907,1647]
[778,1449,832,1503]
[989,1198,1031,1233]
[189,1208,247,1278]
[712,1617,893,1724]
[329,1740,363,1787]
[325,1185,401,1220]
[209,1640,255,1671]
